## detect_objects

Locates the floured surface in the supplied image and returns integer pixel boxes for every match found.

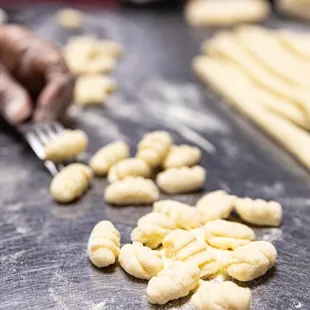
[0,4,309,310]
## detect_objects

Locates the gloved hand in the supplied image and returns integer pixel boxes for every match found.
[0,25,74,124]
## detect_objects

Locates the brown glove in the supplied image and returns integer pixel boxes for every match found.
[0,25,74,124]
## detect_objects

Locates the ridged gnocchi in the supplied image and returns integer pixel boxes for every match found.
[235,197,282,227]
[147,261,200,305]
[119,242,163,280]
[163,229,218,278]
[44,129,88,161]
[50,163,92,203]
[131,212,176,249]
[204,219,255,250]
[163,144,201,169]
[191,281,251,310]
[225,241,277,281]
[136,131,172,167]
[108,158,152,183]
[196,190,236,223]
[105,177,159,205]
[87,220,120,268]
[156,166,206,194]
[89,141,129,176]
[153,200,201,230]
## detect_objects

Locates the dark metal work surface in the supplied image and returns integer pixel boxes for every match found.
[0,4,310,310]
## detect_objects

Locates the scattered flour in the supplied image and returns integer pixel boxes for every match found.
[91,302,106,310]
[261,228,283,242]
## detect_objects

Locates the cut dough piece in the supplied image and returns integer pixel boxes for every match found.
[105,177,159,205]
[119,242,163,280]
[50,163,92,203]
[156,166,206,194]
[191,281,251,310]
[163,144,201,169]
[56,8,83,29]
[204,219,255,250]
[108,158,152,183]
[196,190,236,223]
[87,220,120,268]
[44,129,88,161]
[89,141,129,176]
[74,74,116,106]
[193,56,310,169]
[147,261,200,305]
[235,197,282,227]
[185,0,270,27]
[131,212,176,249]
[204,32,310,115]
[153,200,201,230]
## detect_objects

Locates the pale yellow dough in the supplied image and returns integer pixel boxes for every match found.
[87,220,120,268]
[105,177,159,205]
[131,212,176,249]
[119,242,163,280]
[196,190,236,223]
[44,129,88,162]
[89,141,129,176]
[204,219,255,250]
[146,261,200,305]
[50,163,92,203]
[191,281,251,310]
[56,8,83,29]
[235,197,282,227]
[156,166,206,194]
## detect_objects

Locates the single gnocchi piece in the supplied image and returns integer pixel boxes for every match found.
[163,144,201,169]
[56,8,84,29]
[105,177,159,205]
[156,166,206,194]
[225,241,277,281]
[119,242,163,280]
[131,212,176,249]
[89,141,129,176]
[50,163,92,203]
[191,281,251,310]
[196,190,236,223]
[153,200,201,230]
[147,260,200,305]
[235,197,282,227]
[87,220,120,268]
[74,74,116,106]
[204,219,255,250]
[163,229,218,278]
[108,158,152,183]
[136,131,172,167]
[44,129,88,161]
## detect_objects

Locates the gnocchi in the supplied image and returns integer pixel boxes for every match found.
[87,220,120,268]
[56,8,83,29]
[108,158,152,183]
[196,190,236,223]
[163,144,201,169]
[153,200,201,230]
[146,261,200,305]
[156,166,206,194]
[50,163,92,203]
[89,141,129,176]
[131,212,176,249]
[191,281,251,310]
[44,129,88,162]
[74,74,116,106]
[204,219,255,250]
[225,241,277,281]
[163,229,218,278]
[235,197,282,227]
[119,242,163,280]
[136,131,172,167]
[105,177,159,205]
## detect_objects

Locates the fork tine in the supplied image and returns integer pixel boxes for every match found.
[34,125,50,145]
[43,123,59,140]
[44,160,60,176]
[53,122,65,133]
[24,131,45,160]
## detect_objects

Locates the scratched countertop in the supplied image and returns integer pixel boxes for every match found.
[0,3,310,310]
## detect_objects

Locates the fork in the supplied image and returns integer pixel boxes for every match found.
[19,121,66,176]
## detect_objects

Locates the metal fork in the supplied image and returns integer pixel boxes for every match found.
[19,121,66,176]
